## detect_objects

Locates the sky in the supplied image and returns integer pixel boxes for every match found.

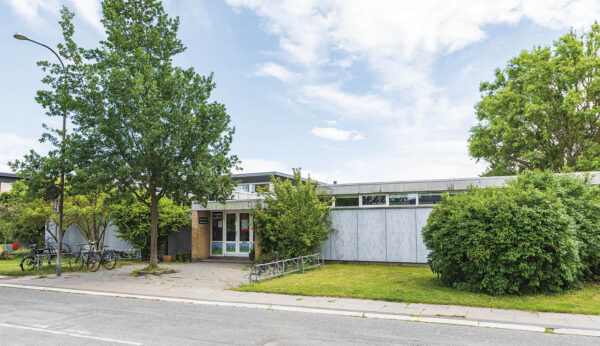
[2,0,600,184]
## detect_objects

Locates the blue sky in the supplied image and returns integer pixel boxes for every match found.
[1,0,599,183]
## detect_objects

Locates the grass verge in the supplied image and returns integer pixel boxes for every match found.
[0,257,138,277]
[233,263,600,315]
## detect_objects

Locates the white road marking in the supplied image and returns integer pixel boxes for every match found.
[0,283,597,338]
[554,328,600,337]
[0,322,142,345]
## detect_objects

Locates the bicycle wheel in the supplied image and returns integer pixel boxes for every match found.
[102,251,118,270]
[70,254,83,269]
[20,256,35,271]
[89,253,101,272]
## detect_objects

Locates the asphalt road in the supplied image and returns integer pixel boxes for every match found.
[0,287,596,346]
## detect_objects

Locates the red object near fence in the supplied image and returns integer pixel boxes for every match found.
[12,242,20,251]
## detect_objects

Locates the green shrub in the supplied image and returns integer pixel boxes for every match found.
[423,173,582,295]
[252,169,334,259]
[507,171,600,280]
[109,196,189,260]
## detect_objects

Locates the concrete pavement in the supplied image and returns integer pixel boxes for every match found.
[2,262,600,337]
[1,287,597,345]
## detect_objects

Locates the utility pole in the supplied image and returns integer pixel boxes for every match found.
[14,33,67,276]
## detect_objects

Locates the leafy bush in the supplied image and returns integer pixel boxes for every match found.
[423,171,585,295]
[109,196,189,260]
[507,171,600,280]
[252,169,334,259]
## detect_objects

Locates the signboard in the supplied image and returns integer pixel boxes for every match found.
[198,217,208,224]
[45,185,60,201]
[240,217,249,232]
[194,201,256,210]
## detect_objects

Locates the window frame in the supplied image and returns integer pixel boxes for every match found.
[360,194,388,207]
[333,195,360,208]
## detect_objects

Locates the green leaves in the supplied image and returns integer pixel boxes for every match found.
[252,169,334,259]
[470,23,600,175]
[109,196,189,260]
[423,171,600,295]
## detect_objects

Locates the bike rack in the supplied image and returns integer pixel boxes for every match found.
[249,253,324,283]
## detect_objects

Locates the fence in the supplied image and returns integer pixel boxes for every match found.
[249,253,324,283]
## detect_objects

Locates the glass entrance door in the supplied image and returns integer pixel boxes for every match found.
[225,213,237,253]
[239,212,250,253]
[211,212,223,256]
[212,211,253,256]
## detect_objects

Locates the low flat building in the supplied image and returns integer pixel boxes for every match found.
[190,171,600,264]
[0,172,22,193]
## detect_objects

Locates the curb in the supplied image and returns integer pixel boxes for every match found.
[1,283,599,338]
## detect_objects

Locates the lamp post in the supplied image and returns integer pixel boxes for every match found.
[14,33,67,277]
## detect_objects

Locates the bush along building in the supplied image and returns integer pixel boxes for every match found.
[191,171,600,264]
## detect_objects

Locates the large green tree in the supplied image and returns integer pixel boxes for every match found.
[63,0,237,267]
[469,23,600,176]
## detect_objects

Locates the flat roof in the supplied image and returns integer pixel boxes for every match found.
[323,171,600,195]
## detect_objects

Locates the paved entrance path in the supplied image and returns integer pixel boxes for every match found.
[3,262,600,335]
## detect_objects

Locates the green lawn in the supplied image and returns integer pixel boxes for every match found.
[234,264,600,315]
[0,256,138,277]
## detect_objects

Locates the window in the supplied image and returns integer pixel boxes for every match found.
[234,184,249,192]
[335,195,359,207]
[389,193,417,205]
[418,192,442,205]
[211,212,223,241]
[362,195,386,206]
[253,183,270,193]
[239,213,250,242]
[226,213,236,242]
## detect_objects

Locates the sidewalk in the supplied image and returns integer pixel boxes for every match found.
[2,262,599,335]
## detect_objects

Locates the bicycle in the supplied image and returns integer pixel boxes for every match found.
[95,242,118,271]
[249,251,280,281]
[20,243,47,271]
[69,243,100,271]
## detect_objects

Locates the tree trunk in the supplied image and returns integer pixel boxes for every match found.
[149,193,159,268]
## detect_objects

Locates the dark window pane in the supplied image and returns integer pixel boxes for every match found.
[226,213,236,241]
[418,192,442,205]
[335,196,359,207]
[389,193,416,205]
[239,213,250,241]
[362,195,386,205]
[212,212,222,241]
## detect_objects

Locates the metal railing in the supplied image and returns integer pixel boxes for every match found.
[249,253,324,283]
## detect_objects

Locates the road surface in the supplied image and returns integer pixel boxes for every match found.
[0,287,596,345]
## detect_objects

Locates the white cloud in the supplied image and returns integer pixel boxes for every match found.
[301,85,397,119]
[69,0,103,34]
[227,0,600,180]
[0,132,50,173]
[254,62,300,82]
[5,0,59,25]
[311,127,364,141]
[5,0,103,34]
[322,119,337,125]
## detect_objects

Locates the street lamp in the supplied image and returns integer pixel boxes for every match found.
[14,32,67,277]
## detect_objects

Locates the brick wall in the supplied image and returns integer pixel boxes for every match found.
[191,210,210,260]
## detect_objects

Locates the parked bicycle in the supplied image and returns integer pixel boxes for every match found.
[20,243,52,271]
[70,243,100,271]
[249,251,280,281]
[93,241,118,271]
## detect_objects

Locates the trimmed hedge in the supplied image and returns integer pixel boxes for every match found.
[423,171,600,295]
